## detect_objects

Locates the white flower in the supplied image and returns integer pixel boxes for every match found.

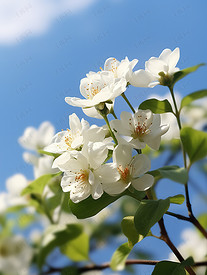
[148,92,181,141]
[104,56,138,82]
[0,235,33,275]
[53,142,116,203]
[111,110,169,150]
[101,145,154,195]
[0,174,29,212]
[169,228,207,275]
[18,121,55,151]
[45,113,89,154]
[65,70,126,111]
[130,47,180,88]
[23,153,59,179]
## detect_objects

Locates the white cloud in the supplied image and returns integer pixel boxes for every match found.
[0,0,97,44]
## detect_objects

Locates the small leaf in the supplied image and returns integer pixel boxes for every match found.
[121,216,139,247]
[169,194,185,205]
[149,166,188,184]
[38,149,60,159]
[70,190,145,219]
[172,63,205,86]
[181,89,207,109]
[110,243,132,271]
[18,213,35,228]
[134,199,170,237]
[60,232,89,261]
[139,99,173,114]
[38,224,83,268]
[180,127,207,165]
[152,261,186,275]
[22,173,61,196]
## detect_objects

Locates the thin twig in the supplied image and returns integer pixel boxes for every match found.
[41,259,207,274]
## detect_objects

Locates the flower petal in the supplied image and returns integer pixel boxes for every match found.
[132,174,154,191]
[130,69,155,87]
[103,179,130,195]
[131,154,151,178]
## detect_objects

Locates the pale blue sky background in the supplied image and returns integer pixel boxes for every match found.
[0,0,206,274]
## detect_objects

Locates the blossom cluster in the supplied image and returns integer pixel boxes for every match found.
[41,48,182,203]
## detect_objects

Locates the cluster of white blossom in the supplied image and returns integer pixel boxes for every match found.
[42,48,183,203]
[18,121,58,178]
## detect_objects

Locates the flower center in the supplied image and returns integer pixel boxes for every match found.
[106,58,118,78]
[64,129,73,149]
[117,165,130,182]
[75,170,88,184]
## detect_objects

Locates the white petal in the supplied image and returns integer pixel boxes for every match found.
[18,127,38,150]
[159,48,172,62]
[69,113,82,132]
[38,121,55,147]
[103,179,130,195]
[131,154,151,178]
[132,174,154,191]
[168,47,180,72]
[113,144,132,167]
[6,174,28,196]
[23,152,39,166]
[87,142,108,169]
[52,152,73,170]
[104,57,120,72]
[145,58,168,76]
[82,106,103,119]
[96,163,120,184]
[130,69,155,87]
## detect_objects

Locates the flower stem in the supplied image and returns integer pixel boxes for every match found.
[121,92,135,113]
[110,108,118,119]
[102,114,118,145]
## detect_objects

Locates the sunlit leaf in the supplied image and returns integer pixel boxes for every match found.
[169,194,185,205]
[172,63,205,86]
[110,243,132,271]
[22,172,61,196]
[38,224,83,268]
[149,166,188,184]
[180,127,207,165]
[181,89,207,109]
[60,232,89,261]
[139,99,173,114]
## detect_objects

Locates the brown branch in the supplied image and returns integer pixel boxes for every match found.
[41,260,207,274]
[158,218,196,275]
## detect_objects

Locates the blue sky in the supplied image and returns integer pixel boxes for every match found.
[0,0,207,273]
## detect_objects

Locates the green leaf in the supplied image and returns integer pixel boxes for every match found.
[152,261,186,275]
[60,232,89,261]
[172,63,205,86]
[169,194,185,205]
[121,216,139,248]
[18,213,35,228]
[198,213,207,230]
[180,127,207,165]
[181,89,207,109]
[22,173,61,196]
[38,224,83,268]
[134,199,170,237]
[38,149,61,159]
[110,243,132,271]
[70,190,145,219]
[149,166,188,184]
[139,99,173,114]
